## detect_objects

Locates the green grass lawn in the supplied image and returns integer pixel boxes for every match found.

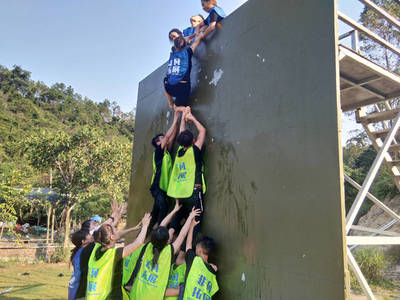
[0,262,71,300]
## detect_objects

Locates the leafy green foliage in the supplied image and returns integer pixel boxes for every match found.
[0,171,31,226]
[0,64,134,229]
[360,0,400,73]
[355,248,386,284]
[343,139,397,220]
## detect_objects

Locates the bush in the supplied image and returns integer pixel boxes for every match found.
[355,248,386,284]
[350,270,362,293]
[50,245,69,263]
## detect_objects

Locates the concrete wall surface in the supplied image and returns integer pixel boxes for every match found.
[128,0,347,299]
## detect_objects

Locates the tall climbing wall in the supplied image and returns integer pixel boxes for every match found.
[127,0,347,299]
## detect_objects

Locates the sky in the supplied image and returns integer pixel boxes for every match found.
[0,0,365,141]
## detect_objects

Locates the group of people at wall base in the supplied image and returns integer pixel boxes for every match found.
[68,0,225,299]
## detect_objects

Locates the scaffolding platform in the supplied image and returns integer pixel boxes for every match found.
[339,45,400,112]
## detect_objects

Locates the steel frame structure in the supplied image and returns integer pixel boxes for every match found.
[338,2,400,299]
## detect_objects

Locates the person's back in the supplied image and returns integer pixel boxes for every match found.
[129,228,173,300]
[182,237,219,300]
[86,243,122,300]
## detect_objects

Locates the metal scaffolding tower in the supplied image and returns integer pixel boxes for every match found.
[339,1,400,299]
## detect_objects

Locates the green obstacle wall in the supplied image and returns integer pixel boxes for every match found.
[127,0,347,299]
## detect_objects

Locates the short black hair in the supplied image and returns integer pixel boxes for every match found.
[196,236,215,255]
[177,130,194,147]
[152,134,164,148]
[168,28,183,41]
[81,220,91,231]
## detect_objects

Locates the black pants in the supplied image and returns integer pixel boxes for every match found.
[150,188,168,229]
[164,78,191,107]
[170,188,204,250]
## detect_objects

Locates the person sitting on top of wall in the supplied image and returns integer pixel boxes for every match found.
[196,0,226,39]
[183,14,205,44]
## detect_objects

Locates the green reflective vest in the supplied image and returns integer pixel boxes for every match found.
[167,147,206,198]
[129,243,173,300]
[86,243,117,300]
[165,263,186,300]
[182,257,219,300]
[151,150,173,192]
[122,244,145,286]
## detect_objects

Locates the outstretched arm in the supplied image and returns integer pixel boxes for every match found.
[102,200,128,228]
[160,200,182,227]
[202,21,217,39]
[115,222,141,240]
[186,218,200,252]
[190,31,204,52]
[161,111,180,152]
[172,207,201,254]
[186,113,206,150]
[122,213,151,258]
[179,108,188,134]
[195,22,206,35]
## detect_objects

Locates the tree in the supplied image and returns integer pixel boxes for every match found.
[360,0,400,73]
[0,171,31,239]
[24,127,131,248]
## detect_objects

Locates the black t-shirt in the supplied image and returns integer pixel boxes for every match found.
[184,249,216,280]
[75,243,123,299]
[150,146,164,191]
[209,10,219,24]
[177,145,203,185]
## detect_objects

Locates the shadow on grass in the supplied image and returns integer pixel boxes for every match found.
[0,283,52,299]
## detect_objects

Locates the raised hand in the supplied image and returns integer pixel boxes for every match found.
[141,213,152,227]
[119,202,128,216]
[173,199,182,212]
[185,112,195,123]
[132,220,142,231]
[111,199,119,215]
[190,218,200,228]
[188,207,202,220]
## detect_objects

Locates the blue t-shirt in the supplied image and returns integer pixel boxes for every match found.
[183,27,195,37]
[166,47,194,85]
[68,247,84,300]
[204,6,226,26]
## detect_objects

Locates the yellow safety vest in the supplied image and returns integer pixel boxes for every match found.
[86,243,118,300]
[167,147,206,198]
[182,257,218,300]
[165,263,186,300]
[151,150,172,192]
[129,243,173,300]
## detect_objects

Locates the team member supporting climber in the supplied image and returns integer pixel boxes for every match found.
[122,199,180,296]
[167,108,206,249]
[149,110,180,230]
[83,213,151,300]
[197,0,226,39]
[164,30,204,110]
[166,218,219,299]
[73,200,127,299]
[183,15,205,43]
[129,207,201,300]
